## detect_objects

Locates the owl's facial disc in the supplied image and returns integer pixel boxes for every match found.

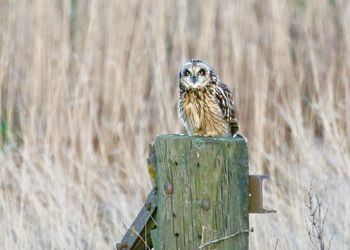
[179,62,211,89]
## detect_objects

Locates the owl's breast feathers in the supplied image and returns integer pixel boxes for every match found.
[179,82,239,136]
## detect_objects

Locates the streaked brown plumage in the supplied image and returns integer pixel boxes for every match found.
[178,59,238,137]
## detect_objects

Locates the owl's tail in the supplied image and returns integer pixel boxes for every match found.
[230,120,239,137]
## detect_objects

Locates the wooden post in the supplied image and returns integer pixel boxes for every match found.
[154,134,250,250]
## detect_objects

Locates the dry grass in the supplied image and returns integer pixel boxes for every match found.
[0,0,349,249]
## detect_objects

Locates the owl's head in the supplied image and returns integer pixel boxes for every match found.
[179,59,216,90]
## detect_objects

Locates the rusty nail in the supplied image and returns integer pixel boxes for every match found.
[145,202,152,211]
[164,182,173,194]
[201,199,211,210]
[116,243,128,250]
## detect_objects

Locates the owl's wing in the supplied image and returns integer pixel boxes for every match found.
[215,82,239,136]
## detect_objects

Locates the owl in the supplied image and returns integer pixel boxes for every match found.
[178,59,239,137]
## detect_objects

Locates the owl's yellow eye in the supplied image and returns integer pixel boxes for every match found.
[198,69,206,76]
[184,70,191,76]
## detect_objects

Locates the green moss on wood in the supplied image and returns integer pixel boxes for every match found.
[154,134,249,250]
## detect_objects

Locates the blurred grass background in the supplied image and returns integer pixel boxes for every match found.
[0,0,349,249]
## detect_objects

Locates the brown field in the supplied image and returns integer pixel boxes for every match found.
[0,0,349,249]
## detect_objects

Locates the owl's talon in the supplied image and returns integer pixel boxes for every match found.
[203,133,216,137]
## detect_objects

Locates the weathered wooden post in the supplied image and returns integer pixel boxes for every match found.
[154,134,250,249]
[117,134,275,250]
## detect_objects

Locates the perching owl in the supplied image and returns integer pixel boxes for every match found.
[178,59,239,137]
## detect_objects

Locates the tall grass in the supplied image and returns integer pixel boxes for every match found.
[0,0,349,249]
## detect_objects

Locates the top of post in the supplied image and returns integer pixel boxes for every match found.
[156,133,247,144]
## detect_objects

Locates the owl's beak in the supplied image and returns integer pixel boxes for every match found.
[191,76,197,83]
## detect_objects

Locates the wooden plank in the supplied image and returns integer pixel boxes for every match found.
[155,134,250,250]
[117,189,157,250]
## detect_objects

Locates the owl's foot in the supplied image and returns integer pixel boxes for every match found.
[203,132,219,137]
[191,131,219,137]
[191,132,209,137]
